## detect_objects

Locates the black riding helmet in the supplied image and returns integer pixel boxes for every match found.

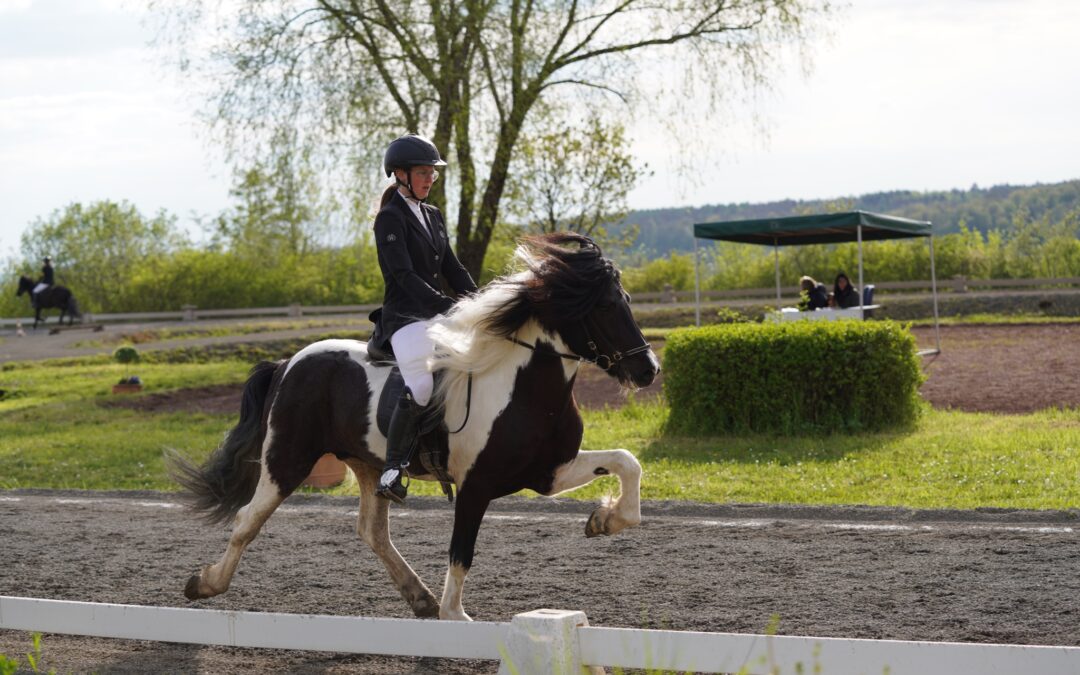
[383,134,446,177]
[384,134,446,202]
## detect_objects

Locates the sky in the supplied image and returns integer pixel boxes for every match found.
[1,0,1078,257]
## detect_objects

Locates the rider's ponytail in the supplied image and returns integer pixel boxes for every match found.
[380,183,398,209]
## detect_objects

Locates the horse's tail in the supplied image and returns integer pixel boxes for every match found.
[68,295,81,318]
[167,359,284,524]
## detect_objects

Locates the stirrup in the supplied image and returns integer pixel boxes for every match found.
[376,466,409,504]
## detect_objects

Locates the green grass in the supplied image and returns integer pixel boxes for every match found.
[2,357,1078,509]
[907,313,1080,326]
[575,401,1080,509]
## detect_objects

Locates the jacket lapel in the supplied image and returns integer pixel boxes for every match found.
[393,191,438,252]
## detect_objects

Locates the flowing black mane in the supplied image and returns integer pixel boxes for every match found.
[479,233,620,338]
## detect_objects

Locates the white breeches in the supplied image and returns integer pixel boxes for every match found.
[390,320,436,406]
[32,283,48,295]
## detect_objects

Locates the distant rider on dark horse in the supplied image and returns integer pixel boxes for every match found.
[32,256,54,309]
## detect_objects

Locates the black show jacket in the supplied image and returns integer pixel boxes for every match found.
[369,190,477,352]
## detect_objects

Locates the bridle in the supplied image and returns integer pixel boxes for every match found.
[507,317,651,371]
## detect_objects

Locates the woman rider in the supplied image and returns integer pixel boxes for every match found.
[32,255,55,308]
[370,134,478,503]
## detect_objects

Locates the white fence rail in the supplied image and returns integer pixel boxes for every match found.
[3,597,1080,674]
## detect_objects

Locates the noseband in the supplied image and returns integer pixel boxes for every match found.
[582,321,652,371]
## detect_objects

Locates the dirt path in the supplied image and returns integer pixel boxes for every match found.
[1,491,1078,673]
[0,318,370,364]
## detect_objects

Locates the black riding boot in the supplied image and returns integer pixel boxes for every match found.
[376,387,425,504]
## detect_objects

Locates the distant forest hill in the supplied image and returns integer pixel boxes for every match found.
[619,178,1080,257]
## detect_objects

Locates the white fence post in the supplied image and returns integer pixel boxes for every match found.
[497,609,603,675]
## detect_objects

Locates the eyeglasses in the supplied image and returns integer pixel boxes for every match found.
[413,168,440,181]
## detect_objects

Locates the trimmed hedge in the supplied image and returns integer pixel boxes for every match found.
[664,321,924,435]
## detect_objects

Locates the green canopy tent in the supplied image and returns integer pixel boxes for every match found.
[692,210,941,355]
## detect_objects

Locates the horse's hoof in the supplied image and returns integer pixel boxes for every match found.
[411,596,440,618]
[585,509,610,538]
[439,608,473,621]
[586,506,639,537]
[184,574,206,600]
[184,568,220,600]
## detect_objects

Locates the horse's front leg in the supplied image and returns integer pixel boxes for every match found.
[346,459,439,618]
[545,448,642,538]
[440,488,491,621]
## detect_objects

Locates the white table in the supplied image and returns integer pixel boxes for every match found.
[769,306,881,322]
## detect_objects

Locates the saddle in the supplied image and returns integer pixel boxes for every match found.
[367,342,455,502]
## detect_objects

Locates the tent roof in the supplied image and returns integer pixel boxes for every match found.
[693,210,932,246]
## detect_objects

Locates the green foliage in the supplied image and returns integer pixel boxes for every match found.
[113,346,140,364]
[663,321,924,435]
[620,253,694,293]
[18,200,184,313]
[504,114,648,255]
[0,632,53,675]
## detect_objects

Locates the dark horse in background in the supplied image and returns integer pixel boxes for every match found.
[16,275,82,330]
[172,233,660,620]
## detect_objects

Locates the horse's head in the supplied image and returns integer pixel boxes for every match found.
[513,233,660,389]
[16,275,33,296]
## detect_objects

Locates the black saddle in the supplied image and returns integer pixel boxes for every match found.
[367,342,454,501]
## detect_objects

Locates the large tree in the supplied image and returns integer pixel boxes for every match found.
[159,0,830,278]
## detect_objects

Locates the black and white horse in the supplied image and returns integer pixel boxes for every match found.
[173,233,660,620]
[16,275,81,329]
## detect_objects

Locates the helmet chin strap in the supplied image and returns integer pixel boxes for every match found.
[395,169,424,202]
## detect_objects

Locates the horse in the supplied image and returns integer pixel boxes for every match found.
[172,232,660,621]
[16,275,81,330]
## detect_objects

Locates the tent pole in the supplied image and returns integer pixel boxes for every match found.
[929,233,942,353]
[857,224,865,314]
[774,238,781,310]
[694,237,701,327]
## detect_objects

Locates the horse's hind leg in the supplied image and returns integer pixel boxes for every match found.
[184,469,287,600]
[546,448,642,537]
[346,459,439,618]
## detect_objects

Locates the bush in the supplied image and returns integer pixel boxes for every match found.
[112,346,140,364]
[664,321,924,435]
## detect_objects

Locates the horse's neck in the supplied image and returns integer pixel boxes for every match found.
[442,320,578,432]
[490,322,578,411]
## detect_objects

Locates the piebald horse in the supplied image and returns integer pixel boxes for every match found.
[173,233,660,620]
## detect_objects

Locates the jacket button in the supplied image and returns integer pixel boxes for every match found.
[435,254,440,261]
[433,273,439,278]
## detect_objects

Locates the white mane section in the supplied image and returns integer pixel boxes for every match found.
[426,272,529,410]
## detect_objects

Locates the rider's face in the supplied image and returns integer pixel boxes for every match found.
[396,167,438,200]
